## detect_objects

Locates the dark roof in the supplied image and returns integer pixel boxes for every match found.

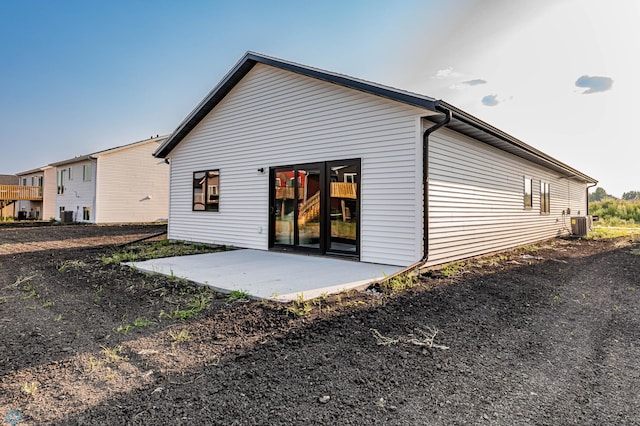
[155,52,596,184]
[0,174,18,185]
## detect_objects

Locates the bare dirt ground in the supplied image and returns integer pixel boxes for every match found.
[1,224,639,425]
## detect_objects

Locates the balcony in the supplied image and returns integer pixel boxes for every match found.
[0,185,43,201]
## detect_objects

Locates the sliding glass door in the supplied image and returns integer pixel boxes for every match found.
[270,159,360,258]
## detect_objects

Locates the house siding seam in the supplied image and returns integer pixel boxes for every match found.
[425,125,588,266]
[167,64,426,266]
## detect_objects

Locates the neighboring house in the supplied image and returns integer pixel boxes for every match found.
[17,136,169,224]
[153,52,597,267]
[16,167,54,220]
[0,174,20,219]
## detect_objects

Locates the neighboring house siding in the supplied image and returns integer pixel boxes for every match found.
[42,167,57,220]
[56,160,97,222]
[95,141,169,223]
[16,172,42,217]
[168,64,426,266]
[425,126,588,266]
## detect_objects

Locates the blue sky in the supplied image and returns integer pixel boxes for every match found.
[1,0,637,196]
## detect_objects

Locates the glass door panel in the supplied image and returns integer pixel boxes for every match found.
[297,167,321,249]
[274,168,295,245]
[270,159,358,257]
[328,162,358,253]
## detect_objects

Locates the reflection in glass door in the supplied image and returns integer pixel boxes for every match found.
[273,168,296,245]
[270,159,359,257]
[328,161,358,253]
[297,167,321,249]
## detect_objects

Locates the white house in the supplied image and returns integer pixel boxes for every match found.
[18,136,170,224]
[153,52,596,267]
[16,166,56,220]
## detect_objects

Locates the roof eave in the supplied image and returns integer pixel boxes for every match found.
[436,101,597,184]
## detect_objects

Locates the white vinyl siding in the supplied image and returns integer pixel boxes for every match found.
[168,64,427,266]
[94,141,169,223]
[55,160,96,222]
[425,125,588,266]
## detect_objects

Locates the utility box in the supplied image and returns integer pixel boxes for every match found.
[571,216,589,236]
[61,211,74,223]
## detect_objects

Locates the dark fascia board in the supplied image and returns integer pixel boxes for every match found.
[154,52,439,158]
[154,52,596,185]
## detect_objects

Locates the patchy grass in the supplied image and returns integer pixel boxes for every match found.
[227,290,250,303]
[100,239,226,265]
[587,226,640,241]
[440,261,465,278]
[57,260,87,272]
[102,345,128,364]
[168,328,192,344]
[160,290,213,321]
[286,293,313,317]
[380,271,419,294]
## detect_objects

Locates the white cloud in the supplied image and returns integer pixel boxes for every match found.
[432,67,462,79]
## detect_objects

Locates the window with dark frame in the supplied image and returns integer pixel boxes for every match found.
[83,207,90,221]
[193,170,220,211]
[524,177,532,209]
[540,181,550,214]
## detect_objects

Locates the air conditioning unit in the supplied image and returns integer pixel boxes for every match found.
[570,216,589,236]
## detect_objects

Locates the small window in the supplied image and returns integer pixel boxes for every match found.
[344,173,356,183]
[83,164,92,181]
[68,167,73,180]
[22,178,27,186]
[524,177,532,209]
[540,181,550,214]
[193,170,219,211]
[83,206,90,221]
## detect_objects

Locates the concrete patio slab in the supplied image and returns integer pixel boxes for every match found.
[126,249,403,302]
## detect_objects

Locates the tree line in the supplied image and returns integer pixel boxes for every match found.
[589,187,640,226]
[589,187,640,202]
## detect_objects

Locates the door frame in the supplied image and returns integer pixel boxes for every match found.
[268,158,360,259]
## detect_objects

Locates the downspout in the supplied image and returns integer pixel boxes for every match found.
[422,105,452,262]
[586,182,598,215]
[381,105,452,281]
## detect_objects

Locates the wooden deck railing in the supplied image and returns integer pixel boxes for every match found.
[0,185,43,201]
[275,183,357,200]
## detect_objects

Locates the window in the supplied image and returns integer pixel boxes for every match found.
[193,170,219,211]
[524,177,532,209]
[57,169,66,194]
[344,173,356,183]
[83,207,90,221]
[22,178,27,186]
[83,164,92,181]
[540,181,550,214]
[68,167,73,180]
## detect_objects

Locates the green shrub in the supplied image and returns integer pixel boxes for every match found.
[590,199,640,226]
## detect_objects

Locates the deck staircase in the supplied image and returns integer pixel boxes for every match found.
[297,182,357,225]
[298,192,320,225]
